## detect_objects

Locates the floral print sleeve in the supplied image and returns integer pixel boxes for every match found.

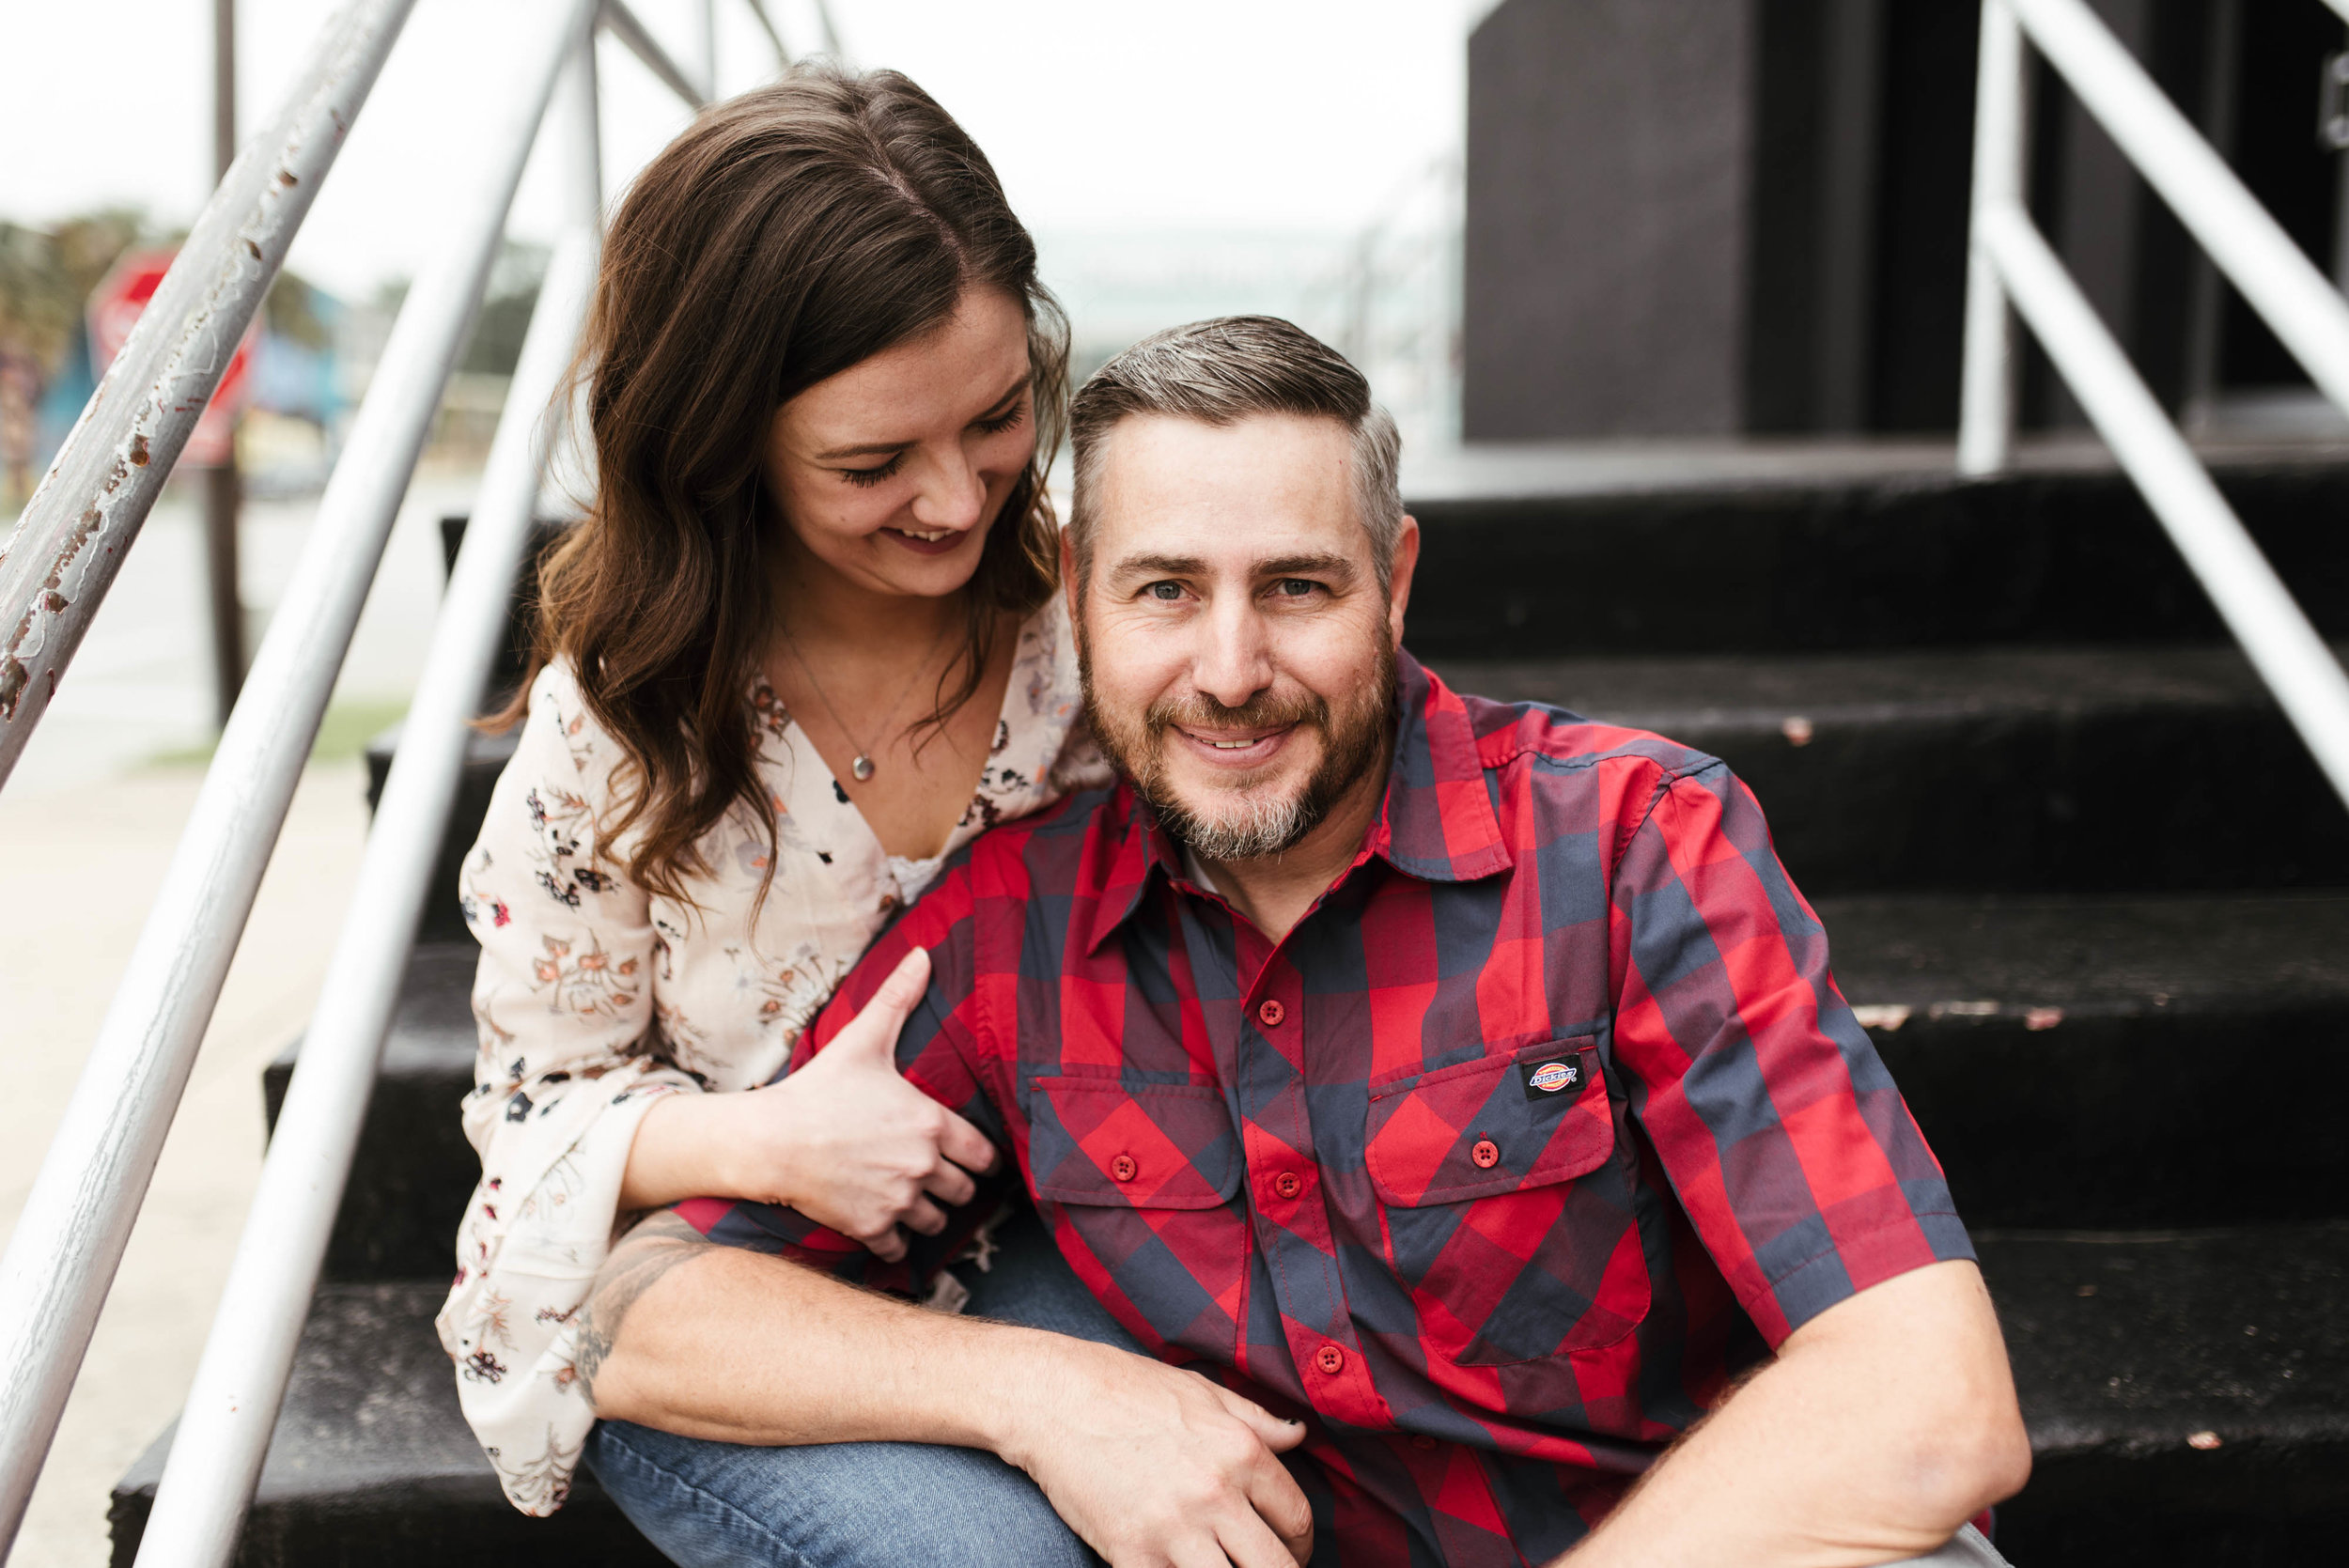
[434,661,698,1514]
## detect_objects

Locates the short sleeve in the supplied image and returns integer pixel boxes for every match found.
[1606,760,1973,1344]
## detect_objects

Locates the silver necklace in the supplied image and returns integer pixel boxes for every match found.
[778,616,955,784]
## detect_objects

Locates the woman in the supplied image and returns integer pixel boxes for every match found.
[435,64,1108,1515]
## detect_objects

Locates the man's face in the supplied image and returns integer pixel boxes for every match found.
[1072,411,1418,861]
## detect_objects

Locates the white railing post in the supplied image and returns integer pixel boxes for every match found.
[1981,206,2349,806]
[0,2,427,1548]
[2007,0,2349,420]
[601,0,710,108]
[693,0,719,98]
[745,0,791,69]
[125,8,601,1563]
[132,246,605,1568]
[0,1,598,1557]
[1959,0,2028,476]
[559,8,604,235]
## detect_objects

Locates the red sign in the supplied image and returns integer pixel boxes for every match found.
[87,248,257,469]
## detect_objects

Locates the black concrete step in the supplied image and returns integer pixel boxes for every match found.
[1403,453,2349,660]
[108,1282,663,1568]
[1978,1222,2349,1566]
[1427,644,2349,894]
[364,725,517,946]
[1818,892,2349,1230]
[265,944,479,1283]
[290,893,2349,1284]
[108,1231,2347,1567]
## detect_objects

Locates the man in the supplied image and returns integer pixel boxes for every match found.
[574,317,2030,1567]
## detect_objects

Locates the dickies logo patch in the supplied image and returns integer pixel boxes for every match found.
[1518,1049,1590,1103]
[1528,1061,1578,1093]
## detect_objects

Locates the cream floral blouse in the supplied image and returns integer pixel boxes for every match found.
[434,598,1105,1514]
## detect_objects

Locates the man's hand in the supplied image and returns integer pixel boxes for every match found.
[993,1337,1315,1568]
[620,949,1000,1259]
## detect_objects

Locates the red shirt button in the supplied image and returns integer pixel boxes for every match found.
[1315,1343,1346,1375]
[1272,1172,1302,1200]
[1410,1434,1438,1451]
[1470,1138,1501,1170]
[1257,999,1285,1028]
[1110,1154,1138,1183]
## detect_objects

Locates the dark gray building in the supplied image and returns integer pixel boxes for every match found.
[1463,0,2349,440]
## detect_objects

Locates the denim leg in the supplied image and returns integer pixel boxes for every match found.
[588,1421,1102,1568]
[1896,1524,2013,1566]
[585,1206,1129,1568]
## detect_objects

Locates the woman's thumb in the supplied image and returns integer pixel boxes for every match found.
[842,947,931,1053]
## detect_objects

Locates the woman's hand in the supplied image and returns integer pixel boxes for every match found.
[619,949,1000,1260]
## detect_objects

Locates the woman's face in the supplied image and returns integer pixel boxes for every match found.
[764,286,1036,601]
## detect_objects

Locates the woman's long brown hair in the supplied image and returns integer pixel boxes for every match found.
[501,65,1068,907]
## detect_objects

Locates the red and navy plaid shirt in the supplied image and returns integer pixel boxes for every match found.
[683,652,1971,1566]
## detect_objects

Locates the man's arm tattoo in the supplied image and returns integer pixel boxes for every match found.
[572,1211,715,1405]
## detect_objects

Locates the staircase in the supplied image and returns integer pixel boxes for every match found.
[110,448,2349,1565]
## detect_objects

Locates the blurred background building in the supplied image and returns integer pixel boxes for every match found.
[1467,0,2349,442]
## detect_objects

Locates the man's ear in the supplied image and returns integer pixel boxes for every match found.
[1386,515,1421,647]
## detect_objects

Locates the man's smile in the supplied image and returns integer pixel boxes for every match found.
[1172,722,1298,768]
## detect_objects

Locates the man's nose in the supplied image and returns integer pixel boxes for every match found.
[908,444,986,533]
[1191,594,1275,712]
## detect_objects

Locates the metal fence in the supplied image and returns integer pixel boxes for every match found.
[1958,0,2349,807]
[0,2,787,1561]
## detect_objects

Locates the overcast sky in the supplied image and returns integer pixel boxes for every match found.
[0,0,1493,302]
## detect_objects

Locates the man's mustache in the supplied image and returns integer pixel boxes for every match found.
[1143,688,1329,737]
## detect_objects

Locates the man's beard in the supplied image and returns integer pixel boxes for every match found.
[1080,624,1396,862]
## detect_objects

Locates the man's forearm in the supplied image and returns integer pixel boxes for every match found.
[575,1212,1320,1567]
[577,1212,1034,1449]
[1558,1262,2030,1568]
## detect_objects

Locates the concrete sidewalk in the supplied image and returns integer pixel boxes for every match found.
[0,759,377,1568]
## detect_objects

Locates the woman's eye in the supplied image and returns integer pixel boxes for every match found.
[1146,582,1185,601]
[839,454,905,488]
[973,401,1027,436]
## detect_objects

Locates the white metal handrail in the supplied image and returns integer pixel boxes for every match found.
[0,0,787,1558]
[1958,0,2349,810]
[131,23,605,1566]
[0,0,428,1543]
[603,0,710,107]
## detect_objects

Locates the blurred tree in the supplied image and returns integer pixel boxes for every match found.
[0,209,143,375]
[0,209,336,505]
[459,240,549,376]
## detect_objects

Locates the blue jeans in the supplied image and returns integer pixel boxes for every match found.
[586,1206,1134,1567]
[585,1209,2012,1568]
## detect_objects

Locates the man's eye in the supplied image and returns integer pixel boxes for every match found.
[1277,579,1316,597]
[1147,582,1184,601]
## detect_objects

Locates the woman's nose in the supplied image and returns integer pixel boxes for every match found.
[909,446,986,532]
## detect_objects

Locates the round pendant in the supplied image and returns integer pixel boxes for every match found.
[850,754,876,782]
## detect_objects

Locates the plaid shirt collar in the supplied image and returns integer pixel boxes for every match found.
[1081,650,1513,955]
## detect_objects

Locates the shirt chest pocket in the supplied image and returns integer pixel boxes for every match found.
[1365,1038,1651,1364]
[1024,1077,1251,1358]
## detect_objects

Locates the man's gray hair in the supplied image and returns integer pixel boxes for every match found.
[1066,316,1404,592]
